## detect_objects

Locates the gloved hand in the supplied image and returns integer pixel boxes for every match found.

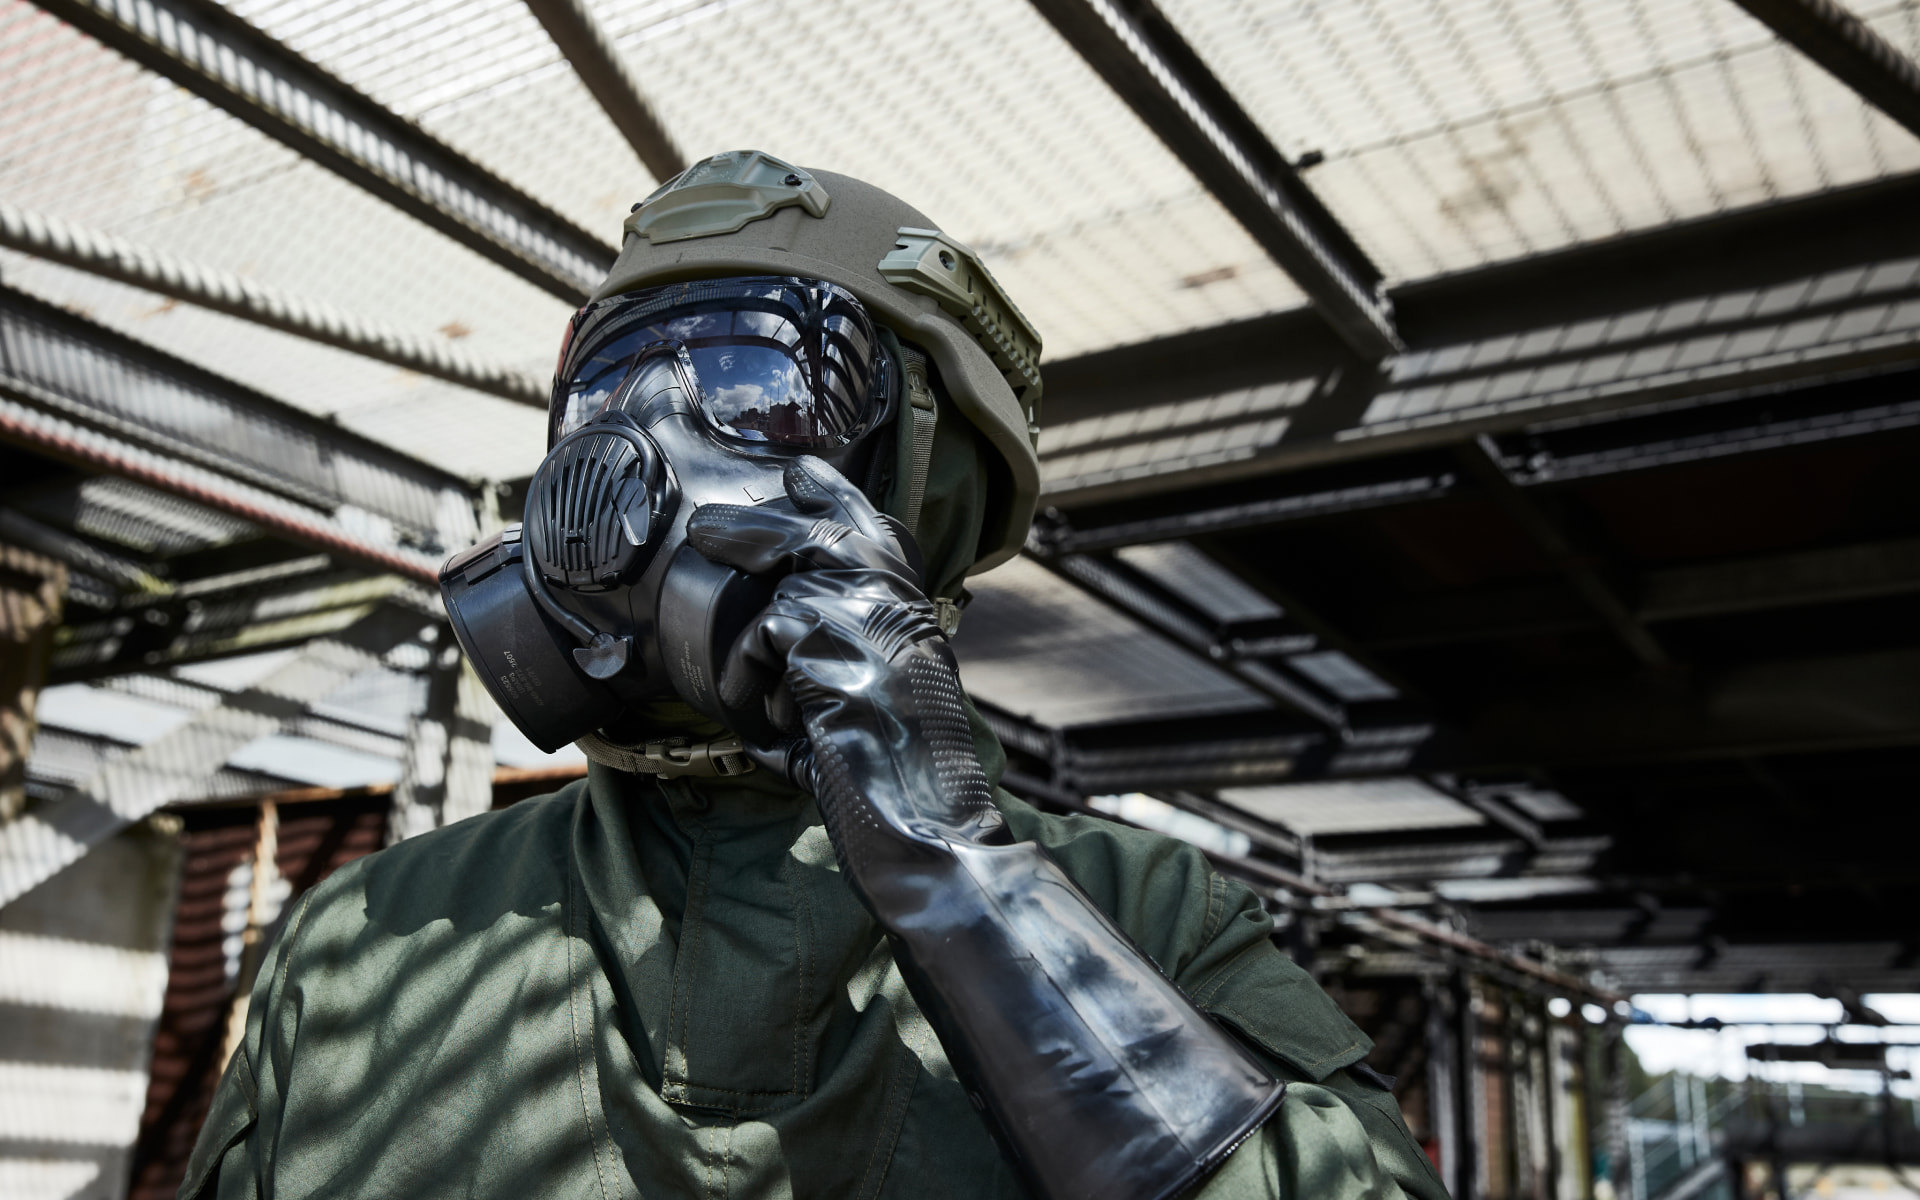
[688,457,1282,1200]
[684,455,1006,885]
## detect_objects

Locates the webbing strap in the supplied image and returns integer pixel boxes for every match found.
[899,345,938,537]
[574,732,754,777]
[896,346,963,636]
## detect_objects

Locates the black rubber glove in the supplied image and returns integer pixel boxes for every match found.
[687,457,1282,1200]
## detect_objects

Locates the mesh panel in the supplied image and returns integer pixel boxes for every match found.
[211,0,1314,359]
[1155,0,1920,280]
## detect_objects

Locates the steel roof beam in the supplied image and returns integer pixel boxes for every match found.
[1034,175,1920,507]
[31,0,617,302]
[1730,0,1920,139]
[0,283,478,556]
[0,395,445,585]
[1049,360,1920,553]
[1443,645,1920,769]
[52,569,414,682]
[983,637,1920,783]
[523,0,685,183]
[1360,535,1920,650]
[997,769,1621,1002]
[1451,436,1671,669]
[1026,0,1401,358]
[0,203,548,407]
[0,507,171,598]
[1022,537,1352,732]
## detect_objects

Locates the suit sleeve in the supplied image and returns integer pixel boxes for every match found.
[177,890,315,1199]
[994,791,1452,1200]
[1190,1081,1426,1200]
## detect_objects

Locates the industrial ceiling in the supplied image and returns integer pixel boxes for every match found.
[3,0,1919,994]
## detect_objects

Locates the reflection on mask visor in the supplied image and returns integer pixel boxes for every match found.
[552,277,889,450]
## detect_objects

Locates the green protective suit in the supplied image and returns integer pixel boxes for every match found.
[181,387,1451,1200]
[182,756,1448,1200]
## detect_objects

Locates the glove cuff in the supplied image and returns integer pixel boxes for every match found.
[879,840,1283,1200]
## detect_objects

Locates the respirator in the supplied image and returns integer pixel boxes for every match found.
[438,276,897,755]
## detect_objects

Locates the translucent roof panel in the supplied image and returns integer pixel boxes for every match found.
[1112,541,1285,624]
[599,0,1307,357]
[0,252,551,483]
[0,0,575,371]
[1217,777,1484,835]
[228,0,661,237]
[1157,0,1920,281]
[954,557,1270,726]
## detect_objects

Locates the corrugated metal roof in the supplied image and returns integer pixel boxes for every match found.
[1217,776,1485,834]
[954,556,1270,726]
[1158,0,1920,280]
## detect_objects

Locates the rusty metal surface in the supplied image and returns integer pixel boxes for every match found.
[129,794,389,1199]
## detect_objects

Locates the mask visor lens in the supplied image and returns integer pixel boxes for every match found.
[553,278,888,449]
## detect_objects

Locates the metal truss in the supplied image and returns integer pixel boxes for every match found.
[985,728,1621,1002]
[1025,0,1399,358]
[1730,0,1920,140]
[523,0,684,182]
[1039,176,1920,508]
[1049,356,1920,563]
[1365,535,1920,651]
[1450,437,1670,668]
[0,603,427,905]
[0,506,171,599]
[1,282,476,564]
[990,633,1920,775]
[0,202,548,407]
[31,0,617,302]
[52,560,416,681]
[0,392,443,584]
[1439,644,1920,769]
[21,723,300,806]
[1021,534,1353,731]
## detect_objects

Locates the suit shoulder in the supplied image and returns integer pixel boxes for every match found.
[292,779,586,941]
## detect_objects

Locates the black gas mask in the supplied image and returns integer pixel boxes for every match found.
[439,276,899,753]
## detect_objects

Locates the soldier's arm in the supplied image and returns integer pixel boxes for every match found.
[998,793,1452,1200]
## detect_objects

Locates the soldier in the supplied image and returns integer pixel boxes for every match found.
[183,151,1451,1200]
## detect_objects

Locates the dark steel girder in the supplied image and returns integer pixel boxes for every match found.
[33,0,617,302]
[1439,646,1920,770]
[523,0,685,182]
[1730,0,1920,140]
[51,564,410,683]
[1450,436,1671,669]
[982,642,1920,787]
[1020,540,1352,731]
[1036,174,1920,510]
[0,282,477,555]
[1049,360,1920,554]
[1025,0,1400,358]
[1359,536,1920,650]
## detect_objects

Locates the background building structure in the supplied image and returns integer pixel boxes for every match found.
[2,0,1919,1196]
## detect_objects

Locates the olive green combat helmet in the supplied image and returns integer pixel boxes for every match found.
[594,149,1042,574]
